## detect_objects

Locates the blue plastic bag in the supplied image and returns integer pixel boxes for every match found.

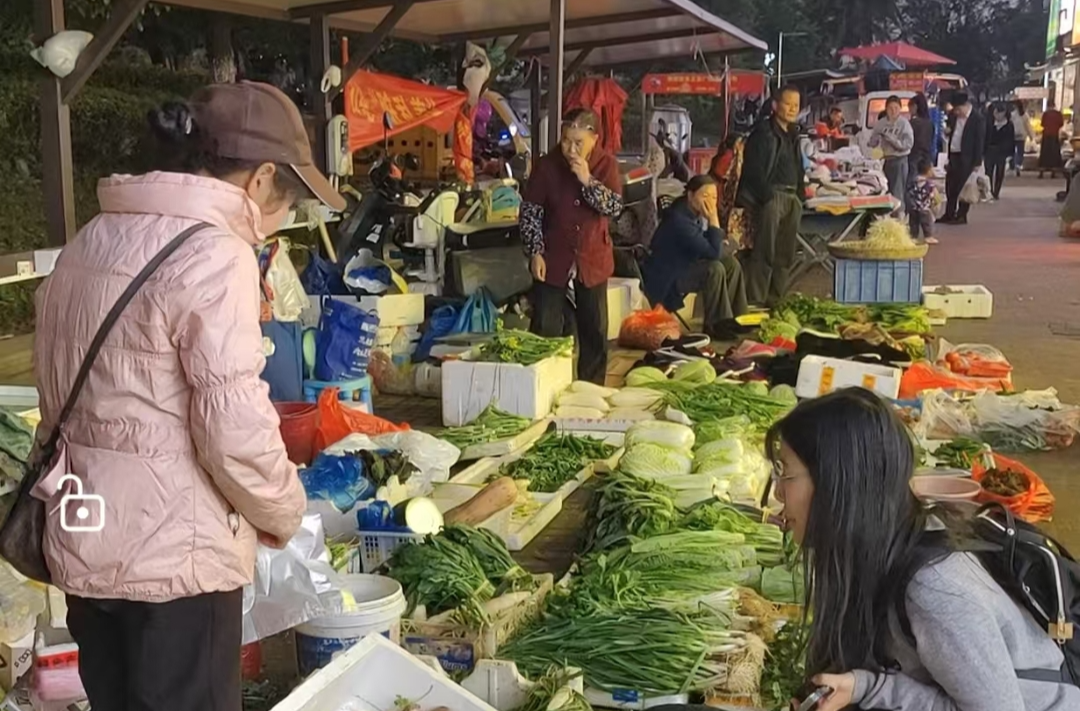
[315,298,380,381]
[299,453,376,512]
[413,304,459,363]
[300,253,348,296]
[452,288,498,335]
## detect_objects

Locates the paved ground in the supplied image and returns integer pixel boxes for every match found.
[913,176,1080,550]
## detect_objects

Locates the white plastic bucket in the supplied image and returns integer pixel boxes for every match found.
[295,574,406,677]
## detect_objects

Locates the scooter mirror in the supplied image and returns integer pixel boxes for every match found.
[382,111,394,131]
[403,152,421,171]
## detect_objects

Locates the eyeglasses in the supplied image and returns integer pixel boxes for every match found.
[770,461,800,484]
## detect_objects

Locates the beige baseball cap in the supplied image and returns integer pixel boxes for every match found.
[189,81,347,212]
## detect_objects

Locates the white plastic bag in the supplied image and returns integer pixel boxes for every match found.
[263,238,307,322]
[0,564,45,644]
[30,30,93,78]
[959,171,981,205]
[242,514,346,644]
[322,430,461,493]
[970,389,1080,451]
[917,389,974,441]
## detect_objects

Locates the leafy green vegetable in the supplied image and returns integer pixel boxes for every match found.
[663,381,794,429]
[619,443,693,479]
[479,330,573,365]
[497,432,616,493]
[587,473,680,552]
[761,565,805,604]
[761,620,809,711]
[438,405,532,449]
[387,533,495,624]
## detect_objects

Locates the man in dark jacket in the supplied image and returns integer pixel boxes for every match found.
[642,175,748,340]
[521,108,622,384]
[941,93,987,225]
[738,85,805,307]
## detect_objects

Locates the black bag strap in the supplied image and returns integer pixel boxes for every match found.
[39,222,211,458]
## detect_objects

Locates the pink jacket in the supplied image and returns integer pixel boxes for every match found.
[32,172,307,602]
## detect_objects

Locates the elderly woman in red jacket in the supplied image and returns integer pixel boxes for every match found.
[521,109,623,383]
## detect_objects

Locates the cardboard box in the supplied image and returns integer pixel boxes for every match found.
[796,355,902,400]
[0,632,33,692]
[441,355,573,426]
[358,293,425,328]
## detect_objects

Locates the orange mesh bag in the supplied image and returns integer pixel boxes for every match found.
[618,306,683,351]
[972,453,1055,524]
[313,387,410,450]
[899,361,1013,400]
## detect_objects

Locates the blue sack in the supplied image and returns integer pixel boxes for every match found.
[300,253,348,296]
[299,453,376,512]
[260,320,304,402]
[314,298,380,381]
[413,304,459,363]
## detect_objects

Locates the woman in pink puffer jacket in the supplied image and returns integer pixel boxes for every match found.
[32,82,345,711]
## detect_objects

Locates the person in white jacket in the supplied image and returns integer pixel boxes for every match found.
[1011,100,1036,176]
[870,95,915,214]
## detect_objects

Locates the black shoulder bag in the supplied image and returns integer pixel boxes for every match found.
[0,222,209,583]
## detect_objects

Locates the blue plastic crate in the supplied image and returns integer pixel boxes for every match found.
[833,258,923,304]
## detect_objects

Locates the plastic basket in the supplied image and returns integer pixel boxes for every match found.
[346,530,422,574]
[833,258,923,304]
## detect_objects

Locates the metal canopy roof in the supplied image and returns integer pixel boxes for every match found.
[165,0,767,63]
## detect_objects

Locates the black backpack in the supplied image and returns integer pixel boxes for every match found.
[971,502,1079,686]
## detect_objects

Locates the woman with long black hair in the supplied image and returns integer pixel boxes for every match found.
[767,388,1078,711]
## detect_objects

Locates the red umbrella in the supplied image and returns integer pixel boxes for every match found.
[839,41,955,68]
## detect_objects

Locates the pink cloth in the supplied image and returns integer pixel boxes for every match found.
[32,171,306,602]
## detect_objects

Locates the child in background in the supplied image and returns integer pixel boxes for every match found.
[907,159,941,245]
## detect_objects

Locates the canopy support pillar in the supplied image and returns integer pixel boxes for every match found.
[309,12,332,172]
[332,0,414,99]
[546,0,565,151]
[61,0,149,104]
[530,61,543,158]
[35,0,75,247]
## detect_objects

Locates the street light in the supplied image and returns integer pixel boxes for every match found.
[777,31,809,88]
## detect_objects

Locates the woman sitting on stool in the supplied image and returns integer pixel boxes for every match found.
[641,175,749,341]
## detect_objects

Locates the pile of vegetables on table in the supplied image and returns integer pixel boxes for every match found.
[438,405,532,450]
[478,330,574,365]
[758,293,931,348]
[496,432,617,493]
[553,380,663,421]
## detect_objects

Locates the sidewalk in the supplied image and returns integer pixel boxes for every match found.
[917,176,1080,549]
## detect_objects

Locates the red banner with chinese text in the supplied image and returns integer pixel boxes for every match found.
[890,72,926,92]
[453,105,475,185]
[726,70,766,97]
[642,73,723,96]
[344,69,469,151]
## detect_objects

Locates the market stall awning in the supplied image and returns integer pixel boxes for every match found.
[163,0,766,63]
[838,42,955,68]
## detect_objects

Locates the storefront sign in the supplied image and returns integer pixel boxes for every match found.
[642,73,723,96]
[1062,0,1076,37]
[889,72,926,92]
[1014,86,1050,100]
[1048,0,1062,58]
[725,70,766,97]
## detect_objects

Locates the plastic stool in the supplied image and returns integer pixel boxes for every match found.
[303,376,374,413]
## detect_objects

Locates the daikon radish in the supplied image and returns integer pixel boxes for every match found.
[442,476,518,526]
[557,391,611,412]
[568,381,617,398]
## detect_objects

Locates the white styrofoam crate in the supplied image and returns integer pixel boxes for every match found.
[270,634,497,711]
[506,492,562,551]
[462,661,583,711]
[922,285,993,319]
[586,687,689,710]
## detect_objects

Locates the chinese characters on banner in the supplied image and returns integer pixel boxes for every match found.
[889,72,926,92]
[642,73,723,96]
[725,70,766,97]
[344,69,475,181]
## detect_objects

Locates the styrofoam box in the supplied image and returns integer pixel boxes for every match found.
[442,355,573,427]
[795,355,902,400]
[462,660,583,711]
[358,293,425,327]
[921,285,993,319]
[270,634,497,711]
[586,687,689,710]
[607,277,645,340]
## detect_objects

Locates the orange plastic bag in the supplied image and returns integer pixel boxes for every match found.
[899,361,1013,400]
[618,306,683,351]
[313,387,410,451]
[972,454,1054,523]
